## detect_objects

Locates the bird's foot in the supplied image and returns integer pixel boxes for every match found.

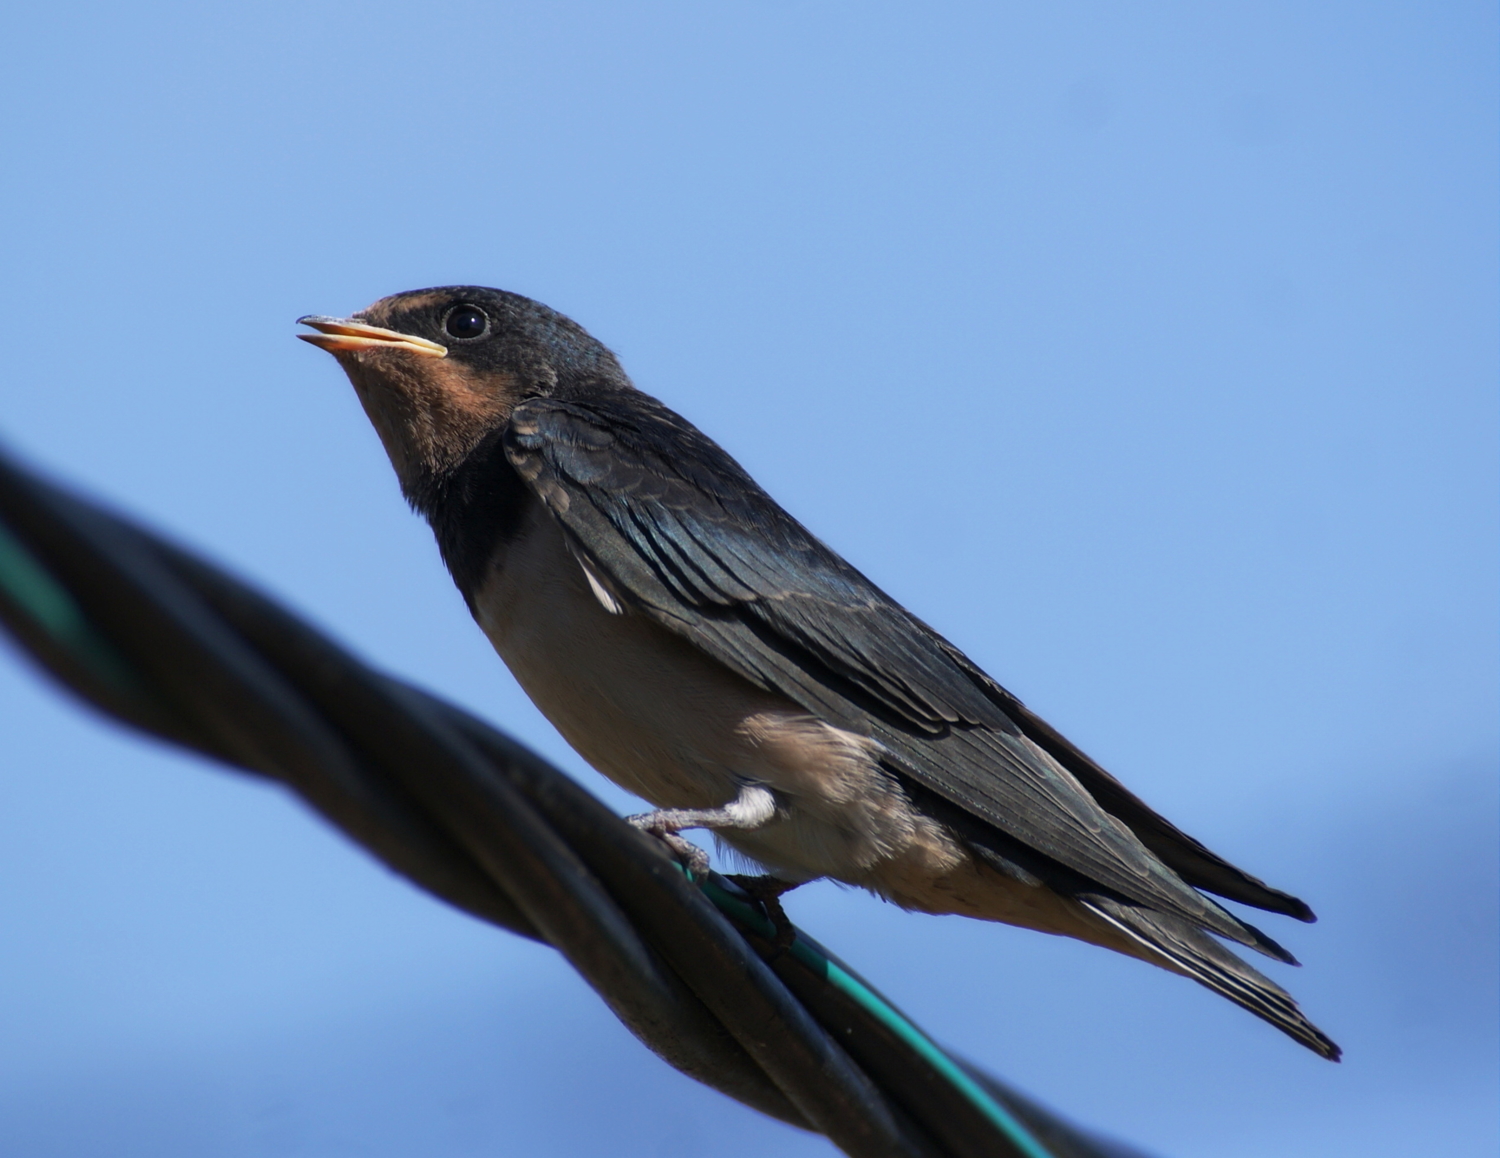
[626,812,712,877]
[625,788,777,880]
[724,874,802,951]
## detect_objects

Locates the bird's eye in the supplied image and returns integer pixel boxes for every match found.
[443,305,489,340]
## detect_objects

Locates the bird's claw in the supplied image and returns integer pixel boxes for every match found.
[660,832,711,877]
[725,873,800,951]
[626,813,712,877]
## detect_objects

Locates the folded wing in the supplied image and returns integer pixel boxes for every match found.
[503,391,1310,962]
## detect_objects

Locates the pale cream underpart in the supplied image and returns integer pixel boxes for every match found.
[474,502,1172,968]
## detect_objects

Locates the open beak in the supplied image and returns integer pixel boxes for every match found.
[296,316,448,357]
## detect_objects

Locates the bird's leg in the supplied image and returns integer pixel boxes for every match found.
[626,783,777,878]
[628,786,802,947]
[723,873,804,950]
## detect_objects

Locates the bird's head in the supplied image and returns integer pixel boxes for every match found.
[298,286,626,494]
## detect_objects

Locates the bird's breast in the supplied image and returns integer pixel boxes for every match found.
[469,503,784,809]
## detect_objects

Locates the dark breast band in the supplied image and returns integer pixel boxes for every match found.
[415,426,535,609]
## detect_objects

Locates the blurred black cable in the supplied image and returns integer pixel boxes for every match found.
[0,444,1154,1158]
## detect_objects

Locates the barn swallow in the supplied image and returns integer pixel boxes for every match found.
[298,287,1340,1060]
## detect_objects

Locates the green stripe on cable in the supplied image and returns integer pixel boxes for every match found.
[0,519,139,693]
[699,876,1055,1158]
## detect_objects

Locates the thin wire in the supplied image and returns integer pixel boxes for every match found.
[698,875,1056,1158]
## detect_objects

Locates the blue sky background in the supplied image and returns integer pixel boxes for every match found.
[0,4,1494,1155]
